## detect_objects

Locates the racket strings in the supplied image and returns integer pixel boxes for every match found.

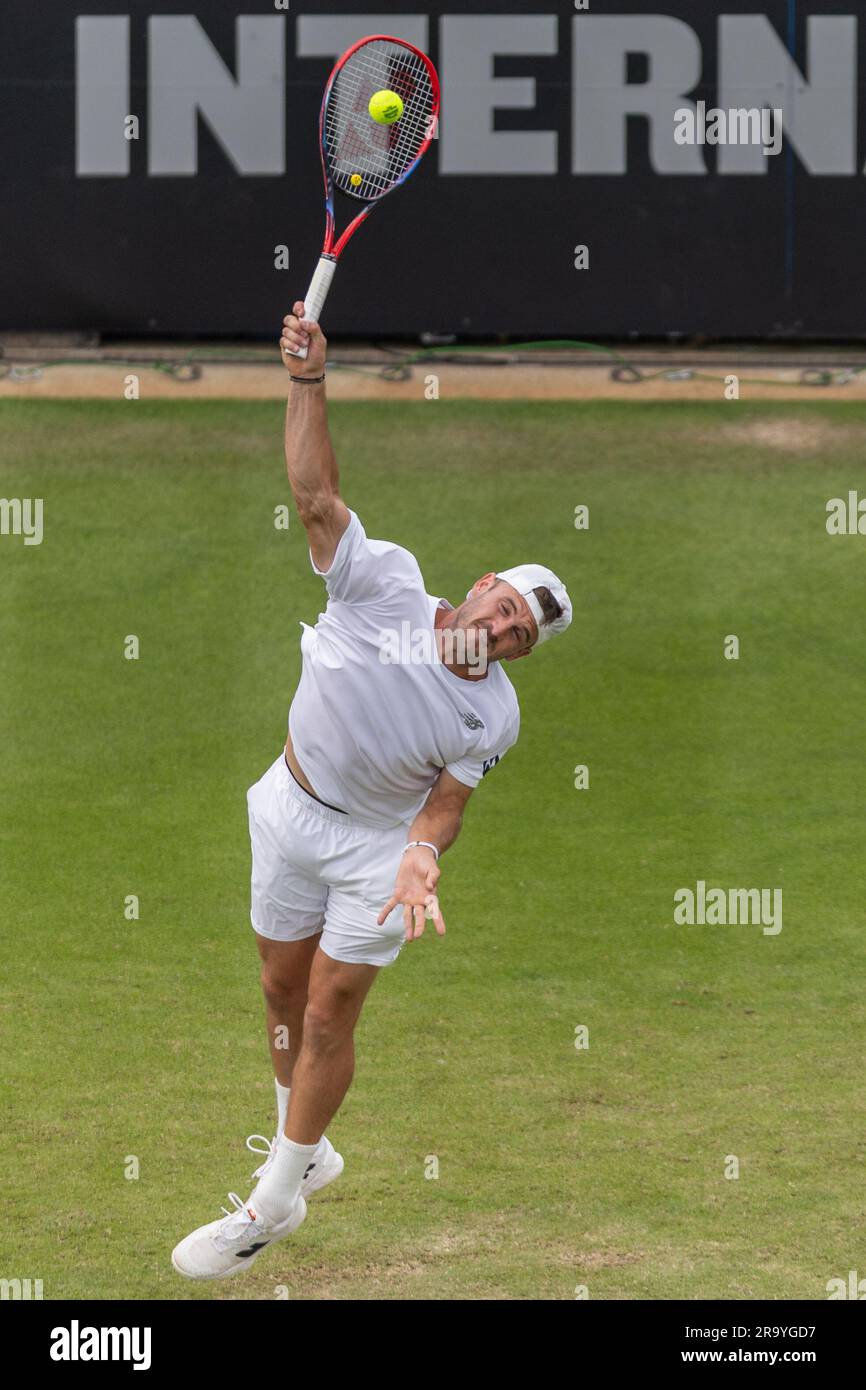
[324,40,435,201]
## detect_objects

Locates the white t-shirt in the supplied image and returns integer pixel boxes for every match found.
[288,510,520,828]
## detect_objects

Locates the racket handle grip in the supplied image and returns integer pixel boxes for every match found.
[287,255,337,360]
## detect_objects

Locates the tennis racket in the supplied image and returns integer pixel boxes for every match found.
[286,34,440,360]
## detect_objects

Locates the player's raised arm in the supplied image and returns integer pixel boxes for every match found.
[280,300,350,572]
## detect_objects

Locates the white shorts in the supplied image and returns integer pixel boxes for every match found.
[246,753,408,967]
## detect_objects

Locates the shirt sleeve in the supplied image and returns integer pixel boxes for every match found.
[445,712,520,789]
[310,510,424,606]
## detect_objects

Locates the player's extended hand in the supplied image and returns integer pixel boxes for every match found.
[280,301,328,378]
[378,847,446,942]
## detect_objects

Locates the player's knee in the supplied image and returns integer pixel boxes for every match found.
[260,963,309,1013]
[301,994,355,1052]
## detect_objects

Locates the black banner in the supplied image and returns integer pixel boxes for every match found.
[2,1,866,339]
[8,1298,866,1363]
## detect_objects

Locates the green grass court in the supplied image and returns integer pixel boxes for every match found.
[1,397,864,1299]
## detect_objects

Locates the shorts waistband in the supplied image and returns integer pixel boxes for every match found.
[280,753,353,825]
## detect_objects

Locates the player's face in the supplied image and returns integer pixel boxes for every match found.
[456,576,537,662]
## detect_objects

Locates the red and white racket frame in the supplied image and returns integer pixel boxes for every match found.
[289,35,440,359]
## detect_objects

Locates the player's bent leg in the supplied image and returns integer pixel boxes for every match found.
[246,949,379,1225]
[246,932,345,1192]
[251,821,406,1198]
[288,947,381,1143]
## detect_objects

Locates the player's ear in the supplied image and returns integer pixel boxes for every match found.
[472,572,498,595]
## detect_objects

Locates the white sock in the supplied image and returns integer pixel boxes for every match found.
[275,1079,291,1135]
[252,1134,318,1225]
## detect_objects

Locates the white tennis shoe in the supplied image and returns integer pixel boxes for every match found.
[171,1190,307,1281]
[246,1132,345,1195]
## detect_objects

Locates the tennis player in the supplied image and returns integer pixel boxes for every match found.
[172,304,572,1279]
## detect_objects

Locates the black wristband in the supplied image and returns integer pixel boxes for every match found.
[289,373,325,384]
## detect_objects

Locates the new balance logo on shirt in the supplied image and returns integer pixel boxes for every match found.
[460,711,485,730]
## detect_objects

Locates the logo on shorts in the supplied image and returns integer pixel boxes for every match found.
[460,711,484,730]
[482,756,500,776]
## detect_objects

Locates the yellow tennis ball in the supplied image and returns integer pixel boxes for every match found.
[349,172,362,186]
[368,90,404,125]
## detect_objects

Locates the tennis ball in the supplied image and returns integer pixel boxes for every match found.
[349,173,362,187]
[369,90,404,125]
